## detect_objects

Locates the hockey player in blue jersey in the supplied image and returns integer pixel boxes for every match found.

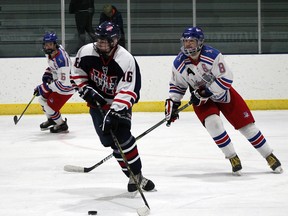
[34,32,75,133]
[71,21,155,192]
[165,26,283,175]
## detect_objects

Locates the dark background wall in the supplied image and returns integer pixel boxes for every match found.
[0,0,287,57]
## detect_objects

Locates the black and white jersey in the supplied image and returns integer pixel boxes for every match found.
[71,43,141,111]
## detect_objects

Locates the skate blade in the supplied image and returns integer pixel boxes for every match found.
[50,130,69,134]
[273,166,283,174]
[232,170,242,176]
[40,127,53,131]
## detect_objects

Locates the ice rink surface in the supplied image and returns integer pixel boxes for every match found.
[1,110,288,216]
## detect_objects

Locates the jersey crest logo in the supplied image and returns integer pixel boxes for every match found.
[90,68,117,96]
[102,66,108,74]
[56,57,63,65]
[205,49,213,53]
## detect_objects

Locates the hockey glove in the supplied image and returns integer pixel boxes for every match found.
[190,88,212,106]
[42,71,53,84]
[165,99,181,126]
[70,80,79,92]
[34,83,52,99]
[80,86,107,107]
[102,109,131,134]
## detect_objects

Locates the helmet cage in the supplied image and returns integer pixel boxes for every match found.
[94,21,121,54]
[180,27,204,56]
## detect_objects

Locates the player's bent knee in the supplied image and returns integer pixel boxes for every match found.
[204,114,223,130]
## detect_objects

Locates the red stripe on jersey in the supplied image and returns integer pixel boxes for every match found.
[177,61,185,72]
[78,81,89,88]
[114,98,132,109]
[119,90,137,100]
[200,55,214,63]
[218,78,231,89]
[70,75,88,80]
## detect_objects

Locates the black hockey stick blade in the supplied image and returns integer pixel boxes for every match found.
[13,115,19,125]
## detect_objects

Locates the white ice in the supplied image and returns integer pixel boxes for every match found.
[1,110,288,216]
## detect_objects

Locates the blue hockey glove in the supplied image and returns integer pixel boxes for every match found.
[165,99,181,126]
[34,83,52,98]
[102,109,131,134]
[80,86,107,106]
[42,72,53,84]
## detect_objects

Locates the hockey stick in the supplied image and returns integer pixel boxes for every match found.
[108,127,151,215]
[64,101,191,173]
[97,103,150,215]
[14,94,37,125]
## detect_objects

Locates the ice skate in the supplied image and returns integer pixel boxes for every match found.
[40,118,56,131]
[266,153,283,173]
[128,172,155,192]
[50,118,69,133]
[229,154,242,176]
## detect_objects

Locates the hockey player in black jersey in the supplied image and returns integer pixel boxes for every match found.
[71,21,155,192]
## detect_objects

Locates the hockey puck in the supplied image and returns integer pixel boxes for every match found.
[88,210,97,215]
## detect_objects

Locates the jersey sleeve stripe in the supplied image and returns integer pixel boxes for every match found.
[113,98,132,109]
[70,75,89,89]
[77,81,89,88]
[169,84,186,95]
[177,61,186,73]
[70,75,89,79]
[215,77,232,90]
[118,90,137,101]
[217,91,228,102]
[54,81,75,92]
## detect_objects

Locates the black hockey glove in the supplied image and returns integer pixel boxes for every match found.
[190,88,212,106]
[102,109,131,134]
[70,80,79,92]
[80,86,107,107]
[42,72,53,84]
[165,99,181,127]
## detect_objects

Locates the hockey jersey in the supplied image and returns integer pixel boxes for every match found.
[71,43,141,111]
[46,45,75,95]
[169,45,233,103]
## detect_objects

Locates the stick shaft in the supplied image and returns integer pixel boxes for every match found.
[14,94,36,125]
[97,103,150,209]
[64,102,191,173]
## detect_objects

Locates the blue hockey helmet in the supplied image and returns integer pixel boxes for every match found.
[180,27,204,56]
[43,32,58,44]
[42,32,59,55]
